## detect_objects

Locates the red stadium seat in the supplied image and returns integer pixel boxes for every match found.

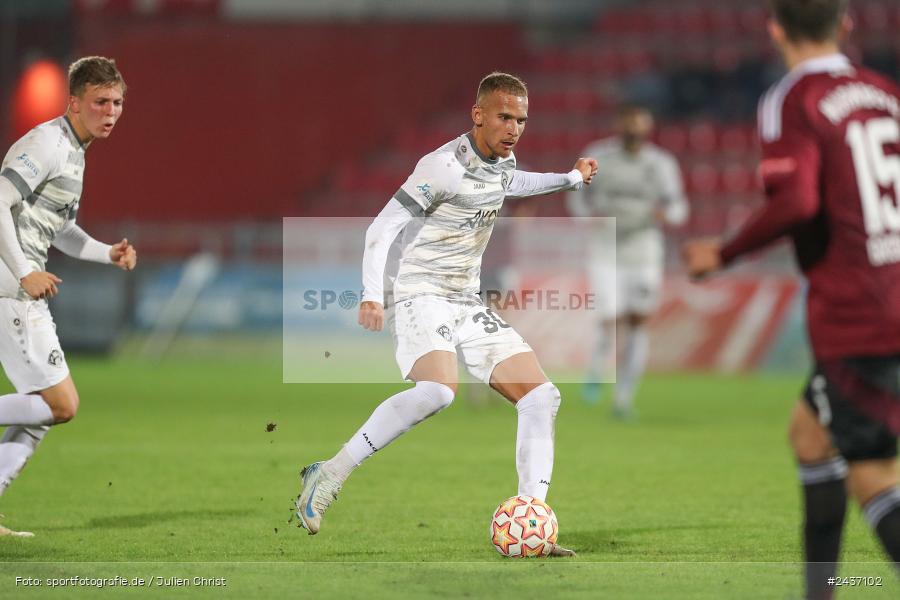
[719,125,751,154]
[657,124,689,154]
[687,162,719,195]
[688,122,718,154]
[720,162,757,194]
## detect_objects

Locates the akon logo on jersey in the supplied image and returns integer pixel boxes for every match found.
[460,208,499,230]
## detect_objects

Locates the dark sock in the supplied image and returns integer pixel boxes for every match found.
[863,486,900,568]
[799,458,848,600]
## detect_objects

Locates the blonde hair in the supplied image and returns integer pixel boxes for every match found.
[68,56,127,97]
[476,72,527,104]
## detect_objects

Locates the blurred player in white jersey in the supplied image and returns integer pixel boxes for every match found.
[567,104,688,419]
[0,57,137,536]
[296,72,597,555]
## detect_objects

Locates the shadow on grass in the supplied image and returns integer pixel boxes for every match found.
[43,508,247,531]
[564,523,735,555]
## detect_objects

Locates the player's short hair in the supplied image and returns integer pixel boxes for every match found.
[476,72,528,104]
[68,56,127,97]
[769,0,848,42]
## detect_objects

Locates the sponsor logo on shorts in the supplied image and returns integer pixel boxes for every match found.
[436,324,452,342]
[48,349,63,367]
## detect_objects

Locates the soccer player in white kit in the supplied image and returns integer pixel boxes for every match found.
[0,57,136,537]
[296,73,598,555]
[567,104,688,419]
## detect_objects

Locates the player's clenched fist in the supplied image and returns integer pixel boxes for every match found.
[20,271,62,299]
[109,238,137,271]
[573,158,598,185]
[681,238,723,280]
[358,300,384,332]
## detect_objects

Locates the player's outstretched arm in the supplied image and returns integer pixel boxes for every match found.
[108,238,137,270]
[52,221,136,270]
[506,158,597,199]
[573,157,599,185]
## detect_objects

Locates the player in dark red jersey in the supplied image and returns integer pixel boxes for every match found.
[683,1,900,597]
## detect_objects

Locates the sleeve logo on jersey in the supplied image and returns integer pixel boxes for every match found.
[416,183,435,203]
[14,153,40,178]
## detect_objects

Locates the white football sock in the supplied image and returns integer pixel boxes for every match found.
[615,325,648,412]
[0,426,48,496]
[587,321,615,383]
[515,382,561,502]
[322,445,358,482]
[326,381,455,483]
[0,393,54,426]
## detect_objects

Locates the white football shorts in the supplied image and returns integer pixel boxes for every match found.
[590,262,663,320]
[389,295,532,384]
[0,298,69,393]
[589,228,664,320]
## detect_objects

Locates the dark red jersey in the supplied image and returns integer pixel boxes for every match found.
[721,54,900,359]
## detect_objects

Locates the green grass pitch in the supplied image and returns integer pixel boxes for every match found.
[0,355,896,598]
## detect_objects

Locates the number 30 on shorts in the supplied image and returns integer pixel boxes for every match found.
[473,309,511,334]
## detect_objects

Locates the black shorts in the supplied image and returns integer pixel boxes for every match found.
[803,354,900,462]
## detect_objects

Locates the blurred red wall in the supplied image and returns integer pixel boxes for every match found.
[73,19,524,222]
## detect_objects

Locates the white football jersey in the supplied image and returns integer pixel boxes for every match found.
[363,132,581,307]
[0,117,87,299]
[567,137,687,266]
[389,133,518,304]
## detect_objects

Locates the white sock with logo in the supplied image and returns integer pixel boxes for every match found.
[0,393,54,426]
[515,382,561,502]
[324,381,455,483]
[0,426,49,496]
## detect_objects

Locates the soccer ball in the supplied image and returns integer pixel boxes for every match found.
[490,495,558,557]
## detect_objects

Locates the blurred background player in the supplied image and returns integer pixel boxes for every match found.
[295,72,597,555]
[684,0,900,596]
[0,56,136,537]
[567,103,688,419]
